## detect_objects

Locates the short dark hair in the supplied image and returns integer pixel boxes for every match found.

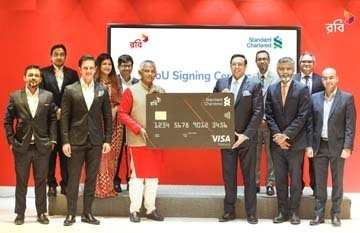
[78,55,95,67]
[230,54,247,65]
[50,44,67,56]
[24,64,40,76]
[255,50,270,59]
[117,54,133,66]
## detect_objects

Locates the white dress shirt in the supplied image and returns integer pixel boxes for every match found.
[26,87,39,141]
[80,78,94,110]
[321,88,337,138]
[54,65,64,90]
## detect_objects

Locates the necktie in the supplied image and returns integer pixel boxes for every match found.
[304,75,310,93]
[260,75,265,91]
[231,80,239,101]
[281,83,287,105]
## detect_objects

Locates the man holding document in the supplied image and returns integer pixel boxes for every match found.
[213,54,263,224]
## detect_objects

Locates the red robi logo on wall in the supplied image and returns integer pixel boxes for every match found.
[129,33,149,49]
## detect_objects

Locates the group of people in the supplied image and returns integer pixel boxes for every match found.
[4,44,164,226]
[214,51,356,227]
[3,45,356,228]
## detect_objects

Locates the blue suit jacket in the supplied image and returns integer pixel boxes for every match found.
[265,79,310,150]
[213,75,263,143]
[310,90,356,156]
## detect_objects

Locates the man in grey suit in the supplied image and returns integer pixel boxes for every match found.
[40,44,79,197]
[4,65,57,225]
[308,68,356,227]
[265,57,310,225]
[61,55,112,226]
[293,52,324,194]
[251,50,279,196]
[214,54,263,224]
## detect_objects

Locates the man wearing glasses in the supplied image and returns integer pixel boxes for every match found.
[293,52,324,195]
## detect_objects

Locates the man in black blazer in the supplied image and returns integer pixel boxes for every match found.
[113,54,139,193]
[293,52,324,194]
[214,54,263,224]
[60,55,112,226]
[40,44,79,197]
[309,68,356,227]
[265,57,310,225]
[4,65,57,225]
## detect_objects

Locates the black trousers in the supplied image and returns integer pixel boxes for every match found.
[66,139,101,215]
[221,144,257,216]
[47,123,68,189]
[272,147,304,215]
[314,140,345,217]
[14,144,50,215]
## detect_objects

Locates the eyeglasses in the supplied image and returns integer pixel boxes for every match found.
[231,63,245,67]
[322,76,336,81]
[300,60,314,64]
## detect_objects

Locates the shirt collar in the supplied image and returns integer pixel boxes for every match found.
[80,78,94,89]
[25,87,39,97]
[258,71,269,79]
[325,88,337,101]
[301,72,313,78]
[53,65,64,72]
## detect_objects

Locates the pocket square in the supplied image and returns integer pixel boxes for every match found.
[242,90,252,96]
[98,90,104,97]
[44,103,50,106]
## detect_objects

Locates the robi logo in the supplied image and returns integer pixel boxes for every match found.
[211,135,231,142]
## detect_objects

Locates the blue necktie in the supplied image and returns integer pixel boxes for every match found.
[231,81,239,101]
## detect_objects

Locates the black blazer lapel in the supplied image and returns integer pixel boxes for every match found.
[34,89,46,118]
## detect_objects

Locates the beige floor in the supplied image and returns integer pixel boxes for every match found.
[0,186,359,233]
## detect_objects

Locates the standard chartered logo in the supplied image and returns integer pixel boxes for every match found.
[224,96,231,106]
[273,36,282,48]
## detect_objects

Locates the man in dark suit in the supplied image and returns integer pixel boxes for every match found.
[40,44,79,197]
[309,68,356,227]
[113,54,139,193]
[214,54,263,224]
[293,52,324,194]
[250,50,280,196]
[60,55,112,226]
[4,65,57,225]
[265,57,310,225]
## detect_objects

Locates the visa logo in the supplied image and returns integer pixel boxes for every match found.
[211,135,230,142]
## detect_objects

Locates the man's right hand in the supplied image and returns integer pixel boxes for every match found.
[63,143,71,157]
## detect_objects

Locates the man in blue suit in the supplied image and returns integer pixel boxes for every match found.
[308,68,356,227]
[265,57,310,225]
[214,54,263,224]
[293,52,324,194]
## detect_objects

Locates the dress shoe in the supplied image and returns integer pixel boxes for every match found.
[130,211,141,223]
[273,213,288,223]
[289,213,301,225]
[247,215,258,224]
[47,186,57,197]
[81,213,100,225]
[14,214,24,225]
[146,210,164,221]
[63,215,76,226]
[37,213,49,224]
[114,183,122,193]
[256,186,260,193]
[266,186,275,196]
[219,212,235,222]
[332,215,341,227]
[310,216,325,226]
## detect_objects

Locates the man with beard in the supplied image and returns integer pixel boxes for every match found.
[40,44,79,196]
[4,65,57,225]
[265,57,310,225]
[251,50,279,196]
